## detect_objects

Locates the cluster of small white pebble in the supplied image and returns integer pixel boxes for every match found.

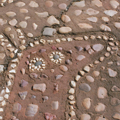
[67,35,119,120]
[29,57,46,72]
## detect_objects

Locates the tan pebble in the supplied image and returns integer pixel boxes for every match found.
[29,1,39,7]
[69,88,75,94]
[104,52,110,57]
[35,12,48,18]
[59,65,68,72]
[102,35,108,40]
[61,15,71,23]
[21,68,25,75]
[9,19,17,26]
[69,111,75,117]
[82,98,91,109]
[73,1,85,7]
[102,17,109,22]
[86,76,94,82]
[27,33,33,37]
[97,87,107,99]
[107,46,111,51]
[6,11,16,17]
[94,60,99,64]
[58,3,67,10]
[59,27,72,33]
[74,10,82,16]
[112,113,120,119]
[68,95,74,100]
[83,66,90,72]
[33,23,38,30]
[95,116,108,120]
[95,103,105,112]
[70,81,76,88]
[110,0,119,9]
[15,2,25,7]
[84,36,89,40]
[69,101,75,105]
[51,101,59,110]
[90,35,95,39]
[75,75,81,81]
[19,21,27,28]
[9,53,14,58]
[93,71,100,77]
[74,37,83,41]
[20,9,28,13]
[50,69,54,73]
[78,23,93,29]
[47,16,60,25]
[100,24,111,31]
[5,27,11,32]
[19,45,26,50]
[45,1,53,7]
[80,114,91,120]
[79,70,85,76]
[99,56,104,62]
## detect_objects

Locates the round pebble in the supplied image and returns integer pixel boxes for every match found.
[59,65,68,72]
[58,3,67,10]
[79,83,91,92]
[86,76,94,82]
[45,1,53,7]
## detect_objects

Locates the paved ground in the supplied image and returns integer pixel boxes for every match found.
[0,0,120,120]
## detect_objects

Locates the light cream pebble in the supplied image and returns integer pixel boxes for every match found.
[0,97,3,101]
[8,0,13,3]
[69,101,76,105]
[93,71,100,77]
[73,1,85,7]
[56,39,61,43]
[1,100,6,106]
[99,56,104,62]
[29,1,39,7]
[75,75,81,81]
[20,9,28,13]
[0,108,3,112]
[86,76,94,82]
[61,15,71,23]
[95,103,105,112]
[110,0,119,9]
[104,10,117,17]
[85,8,99,15]
[114,22,120,29]
[15,2,25,7]
[74,10,82,16]
[69,88,75,94]
[7,80,12,86]
[6,11,16,17]
[47,16,60,25]
[19,21,27,28]
[92,0,102,7]
[9,69,16,73]
[83,66,90,72]
[9,19,17,26]
[84,36,89,40]
[25,16,30,20]
[59,27,72,33]
[4,94,9,99]
[0,116,3,119]
[82,98,91,109]
[5,27,11,32]
[102,17,109,22]
[70,81,76,88]
[103,35,108,40]
[87,17,98,22]
[78,23,93,29]
[100,24,111,31]
[33,23,38,30]
[69,111,75,117]
[67,38,72,42]
[35,12,49,17]
[27,33,33,37]
[97,87,107,99]
[113,113,120,119]
[68,95,74,100]
[79,70,85,76]
[80,114,91,120]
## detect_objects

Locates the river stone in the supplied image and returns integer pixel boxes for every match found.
[9,19,17,26]
[108,68,117,77]
[100,24,111,31]
[104,10,117,17]
[6,12,16,17]
[65,59,72,65]
[87,17,98,22]
[35,12,49,17]
[15,2,25,7]
[82,98,91,109]
[93,71,100,77]
[51,101,59,110]
[76,55,85,61]
[25,104,38,117]
[33,83,46,92]
[20,9,28,13]
[114,22,120,29]
[78,23,93,29]
[83,66,90,72]
[75,46,83,51]
[97,87,107,99]
[45,1,53,7]
[95,103,105,112]
[74,10,82,16]
[58,3,67,10]
[47,16,60,25]
[29,1,39,7]
[86,8,99,15]
[30,73,38,79]
[112,113,120,119]
[79,83,91,92]
[20,80,28,87]
[13,103,21,113]
[55,74,63,79]
[80,114,91,120]
[92,44,104,52]
[35,61,42,66]
[53,54,59,60]
[19,21,27,28]
[59,27,72,33]
[59,65,68,72]
[18,91,28,100]
[92,0,102,7]
[43,27,56,36]
[110,0,119,9]
[86,76,94,82]
[61,15,71,23]
[0,53,5,59]
[102,17,109,22]
[73,1,85,7]
[110,97,120,106]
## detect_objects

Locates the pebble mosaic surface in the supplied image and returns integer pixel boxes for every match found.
[0,0,120,120]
